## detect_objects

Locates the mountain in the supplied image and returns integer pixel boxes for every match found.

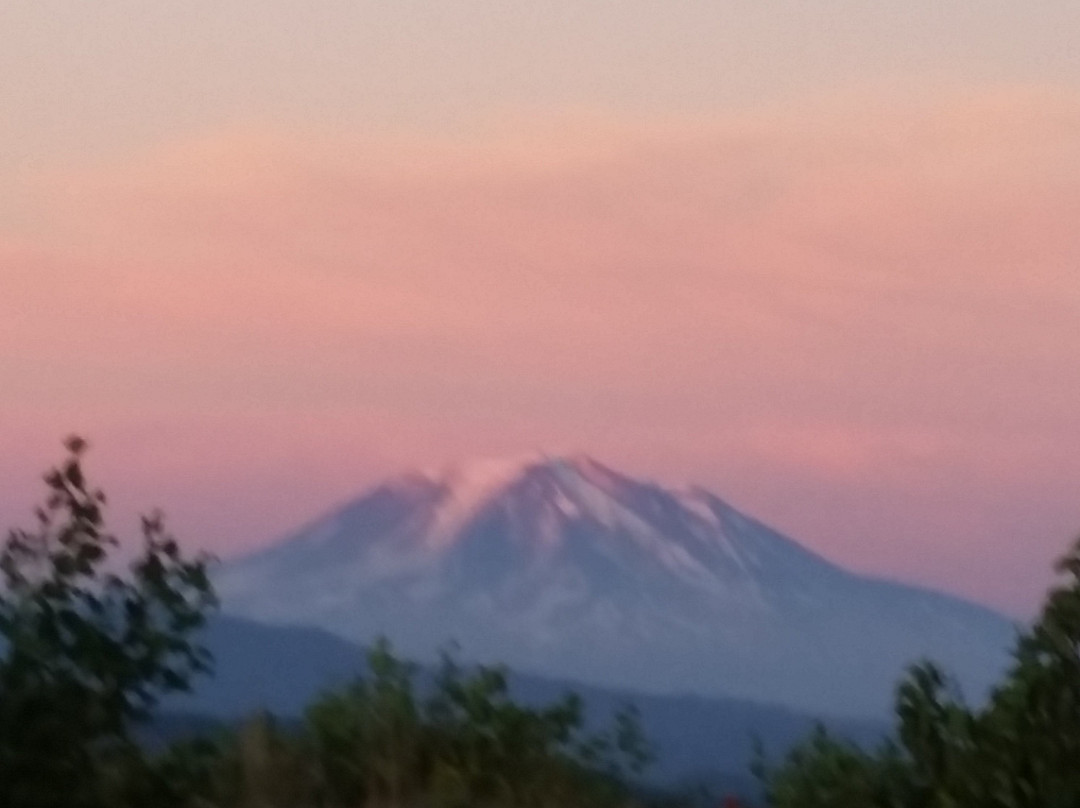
[167,615,369,717]
[165,615,887,788]
[217,454,1017,717]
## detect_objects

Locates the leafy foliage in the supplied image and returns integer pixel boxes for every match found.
[197,638,654,807]
[761,535,1080,808]
[0,437,217,808]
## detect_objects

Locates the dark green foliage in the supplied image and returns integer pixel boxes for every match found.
[761,535,1080,808]
[299,638,652,807]
[0,437,217,808]
[147,638,654,807]
[755,726,916,808]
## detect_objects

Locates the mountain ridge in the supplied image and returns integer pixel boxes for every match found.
[164,614,889,789]
[218,454,1016,717]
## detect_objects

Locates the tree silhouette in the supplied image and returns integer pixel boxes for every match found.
[0,436,217,808]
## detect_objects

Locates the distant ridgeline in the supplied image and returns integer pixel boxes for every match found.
[163,614,889,788]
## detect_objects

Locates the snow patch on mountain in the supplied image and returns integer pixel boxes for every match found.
[217,454,1018,717]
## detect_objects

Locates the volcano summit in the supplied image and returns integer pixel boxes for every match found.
[218,455,1014,716]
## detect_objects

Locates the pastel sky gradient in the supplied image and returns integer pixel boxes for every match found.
[3,2,1080,616]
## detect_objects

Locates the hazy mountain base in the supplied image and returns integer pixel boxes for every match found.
[163,615,887,788]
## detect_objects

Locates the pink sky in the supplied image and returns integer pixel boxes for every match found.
[3,4,1080,617]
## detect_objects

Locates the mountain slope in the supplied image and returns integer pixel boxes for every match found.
[218,455,1017,717]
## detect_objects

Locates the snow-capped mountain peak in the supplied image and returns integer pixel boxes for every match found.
[218,454,1016,718]
[381,453,674,553]
[418,454,545,547]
